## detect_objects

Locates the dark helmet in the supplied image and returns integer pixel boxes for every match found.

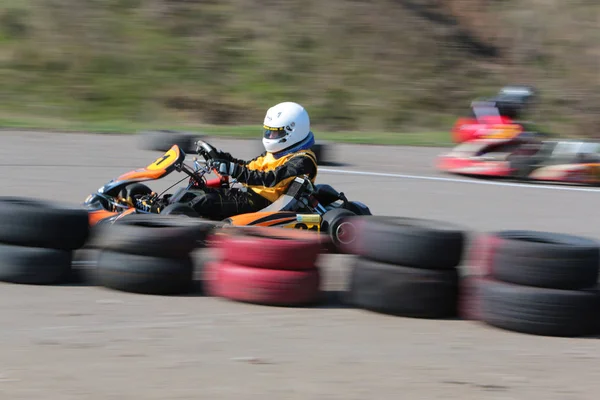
[488,85,537,119]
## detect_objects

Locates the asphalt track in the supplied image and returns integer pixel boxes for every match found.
[1,130,600,399]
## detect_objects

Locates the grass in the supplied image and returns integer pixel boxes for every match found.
[0,0,599,142]
[0,115,452,147]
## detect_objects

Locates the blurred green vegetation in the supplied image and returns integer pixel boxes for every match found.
[0,0,598,142]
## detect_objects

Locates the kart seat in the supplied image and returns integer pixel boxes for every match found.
[257,176,310,212]
[258,194,300,212]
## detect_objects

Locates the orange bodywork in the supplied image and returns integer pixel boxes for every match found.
[116,168,168,182]
[115,145,184,183]
[227,211,298,227]
[88,207,136,226]
[88,209,119,226]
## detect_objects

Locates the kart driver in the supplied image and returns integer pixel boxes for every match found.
[187,101,318,220]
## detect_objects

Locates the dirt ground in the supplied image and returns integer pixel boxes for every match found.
[0,130,599,400]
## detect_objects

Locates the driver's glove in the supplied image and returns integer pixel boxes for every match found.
[213,159,242,177]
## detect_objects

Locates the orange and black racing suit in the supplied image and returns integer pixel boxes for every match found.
[188,149,318,220]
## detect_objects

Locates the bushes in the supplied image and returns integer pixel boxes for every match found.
[1,0,599,135]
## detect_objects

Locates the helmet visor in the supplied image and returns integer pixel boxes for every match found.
[263,125,287,140]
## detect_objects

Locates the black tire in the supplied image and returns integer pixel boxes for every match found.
[311,141,337,165]
[95,250,194,295]
[92,214,216,257]
[321,208,358,250]
[160,203,200,218]
[311,142,327,165]
[480,278,600,337]
[348,257,459,318]
[490,230,599,290]
[351,216,466,269]
[0,243,72,285]
[0,197,90,250]
[138,130,199,153]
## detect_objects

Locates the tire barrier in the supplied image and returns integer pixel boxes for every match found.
[90,214,217,295]
[344,217,467,318]
[0,197,90,285]
[137,130,203,154]
[473,231,600,337]
[456,234,501,320]
[204,227,323,306]
[2,195,600,339]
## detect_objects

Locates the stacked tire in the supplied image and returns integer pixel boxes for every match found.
[344,216,467,318]
[473,230,600,337]
[204,227,325,306]
[90,214,218,295]
[138,130,203,154]
[0,197,90,285]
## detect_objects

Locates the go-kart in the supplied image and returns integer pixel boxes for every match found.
[437,135,600,185]
[83,140,372,249]
[436,84,600,185]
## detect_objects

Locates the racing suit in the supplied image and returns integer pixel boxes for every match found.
[186,149,318,220]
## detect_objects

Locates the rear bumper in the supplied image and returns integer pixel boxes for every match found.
[437,156,513,177]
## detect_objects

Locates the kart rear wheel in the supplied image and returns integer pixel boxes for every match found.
[321,208,358,252]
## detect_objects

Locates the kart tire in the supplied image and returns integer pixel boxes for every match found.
[310,141,328,165]
[0,197,90,251]
[347,257,459,318]
[160,203,200,218]
[457,275,484,320]
[480,278,599,337]
[92,214,216,257]
[490,230,599,290]
[464,233,502,276]
[349,216,466,269]
[205,261,321,306]
[215,227,323,270]
[252,141,331,165]
[0,243,72,285]
[321,208,360,252]
[138,130,199,153]
[95,250,194,295]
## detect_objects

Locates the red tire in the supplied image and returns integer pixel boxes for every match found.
[205,261,321,306]
[465,233,501,276]
[213,226,323,270]
[457,275,484,320]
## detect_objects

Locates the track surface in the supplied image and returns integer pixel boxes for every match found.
[1,130,600,399]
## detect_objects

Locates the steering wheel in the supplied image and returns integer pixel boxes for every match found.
[195,140,230,182]
[195,140,220,162]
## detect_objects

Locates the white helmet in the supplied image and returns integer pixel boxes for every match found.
[262,102,311,154]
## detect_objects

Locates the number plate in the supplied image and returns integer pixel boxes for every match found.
[147,148,178,171]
